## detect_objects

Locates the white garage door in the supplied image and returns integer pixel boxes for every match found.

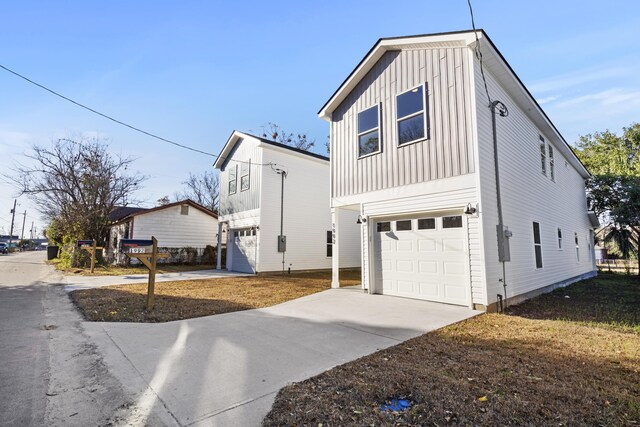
[231,227,257,274]
[374,215,468,306]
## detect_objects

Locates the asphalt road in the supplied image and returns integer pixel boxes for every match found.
[0,251,172,426]
[0,251,52,426]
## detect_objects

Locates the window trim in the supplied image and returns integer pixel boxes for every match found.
[533,222,543,269]
[548,144,555,181]
[396,83,429,147]
[240,160,251,192]
[356,103,382,159]
[539,136,547,176]
[557,227,563,250]
[326,230,333,258]
[228,164,237,195]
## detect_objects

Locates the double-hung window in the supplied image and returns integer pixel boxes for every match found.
[396,84,427,145]
[539,136,547,176]
[548,144,555,181]
[575,232,580,261]
[357,104,381,157]
[533,222,543,268]
[240,160,250,191]
[557,228,562,249]
[228,164,237,195]
[326,231,333,257]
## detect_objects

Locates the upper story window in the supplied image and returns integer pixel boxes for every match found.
[228,164,237,195]
[240,160,250,191]
[397,84,427,145]
[539,136,547,176]
[548,145,555,181]
[357,104,381,157]
[557,228,562,249]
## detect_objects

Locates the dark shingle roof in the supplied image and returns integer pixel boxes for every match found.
[109,206,148,222]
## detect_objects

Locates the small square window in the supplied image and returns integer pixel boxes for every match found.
[396,220,412,231]
[180,205,189,215]
[442,216,463,228]
[417,218,436,230]
[376,222,391,232]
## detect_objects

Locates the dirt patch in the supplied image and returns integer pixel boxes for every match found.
[70,270,361,322]
[58,263,216,276]
[263,274,640,426]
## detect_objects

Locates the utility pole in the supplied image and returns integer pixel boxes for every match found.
[8,199,16,250]
[30,222,34,240]
[20,211,27,241]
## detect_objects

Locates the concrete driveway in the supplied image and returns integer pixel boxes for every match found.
[64,269,250,292]
[85,287,480,426]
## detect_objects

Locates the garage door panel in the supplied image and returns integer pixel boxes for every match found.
[374,216,468,306]
[442,239,464,252]
[418,239,436,252]
[419,261,438,274]
[396,260,413,272]
[443,261,465,275]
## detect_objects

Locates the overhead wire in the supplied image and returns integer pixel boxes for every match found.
[0,63,275,167]
[467,0,493,106]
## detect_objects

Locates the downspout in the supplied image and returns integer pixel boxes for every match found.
[491,100,510,309]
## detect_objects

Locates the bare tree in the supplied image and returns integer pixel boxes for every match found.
[156,196,171,206]
[261,122,315,151]
[7,136,145,244]
[176,171,219,212]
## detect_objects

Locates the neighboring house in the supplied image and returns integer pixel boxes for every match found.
[319,30,599,311]
[214,131,361,274]
[106,200,219,264]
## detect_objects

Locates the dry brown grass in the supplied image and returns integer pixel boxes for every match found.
[58,263,216,276]
[264,274,640,426]
[70,270,361,322]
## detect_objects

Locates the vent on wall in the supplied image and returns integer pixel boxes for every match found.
[181,205,189,215]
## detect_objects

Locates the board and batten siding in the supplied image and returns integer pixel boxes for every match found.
[132,205,218,249]
[331,47,476,198]
[219,138,262,217]
[474,59,595,306]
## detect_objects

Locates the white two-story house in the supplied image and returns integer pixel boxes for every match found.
[214,131,361,274]
[320,30,598,311]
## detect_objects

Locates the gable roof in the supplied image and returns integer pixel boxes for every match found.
[109,206,148,222]
[109,199,217,226]
[213,130,329,169]
[318,29,590,179]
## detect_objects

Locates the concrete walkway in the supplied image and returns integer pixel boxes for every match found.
[85,287,481,426]
[64,269,251,292]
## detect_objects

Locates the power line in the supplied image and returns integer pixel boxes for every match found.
[467,0,492,107]
[0,63,273,167]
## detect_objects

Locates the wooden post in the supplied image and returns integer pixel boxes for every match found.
[90,240,97,274]
[147,237,158,311]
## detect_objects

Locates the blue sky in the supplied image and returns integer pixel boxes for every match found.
[1,0,639,236]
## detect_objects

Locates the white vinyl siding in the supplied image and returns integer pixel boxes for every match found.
[474,56,595,306]
[132,206,218,249]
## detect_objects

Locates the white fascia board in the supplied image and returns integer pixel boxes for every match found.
[213,131,263,169]
[331,173,476,208]
[258,142,329,167]
[318,32,477,121]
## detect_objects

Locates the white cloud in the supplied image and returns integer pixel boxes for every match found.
[529,65,631,94]
[537,95,559,105]
[553,88,640,109]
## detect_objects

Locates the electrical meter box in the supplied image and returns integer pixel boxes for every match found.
[496,224,511,262]
[277,235,287,252]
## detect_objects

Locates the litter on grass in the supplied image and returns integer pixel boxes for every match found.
[380,398,412,412]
